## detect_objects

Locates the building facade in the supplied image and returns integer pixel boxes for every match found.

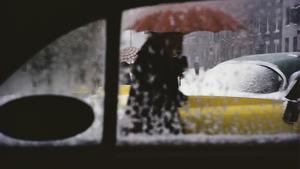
[184,0,300,69]
[282,0,300,52]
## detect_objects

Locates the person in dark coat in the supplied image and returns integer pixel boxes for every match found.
[194,62,200,75]
[121,32,188,135]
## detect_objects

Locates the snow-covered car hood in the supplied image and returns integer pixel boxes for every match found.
[180,68,286,100]
[180,53,300,100]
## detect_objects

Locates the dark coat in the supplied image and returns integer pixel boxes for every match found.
[122,33,188,135]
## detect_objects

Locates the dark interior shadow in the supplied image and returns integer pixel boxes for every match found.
[0,95,94,141]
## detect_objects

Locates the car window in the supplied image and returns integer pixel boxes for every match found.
[117,0,300,145]
[0,20,106,146]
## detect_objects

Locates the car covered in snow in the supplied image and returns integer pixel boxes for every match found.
[182,52,300,100]
[178,53,300,134]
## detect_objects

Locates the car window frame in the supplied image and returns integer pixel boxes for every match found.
[1,1,300,168]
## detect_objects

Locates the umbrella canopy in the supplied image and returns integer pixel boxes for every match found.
[127,4,245,33]
[120,46,139,64]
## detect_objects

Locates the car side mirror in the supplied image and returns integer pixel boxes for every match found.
[0,95,94,141]
[283,72,300,124]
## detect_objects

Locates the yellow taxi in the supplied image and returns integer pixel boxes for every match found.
[119,53,300,135]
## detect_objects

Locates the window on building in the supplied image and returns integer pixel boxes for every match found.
[265,41,270,53]
[274,17,280,33]
[259,43,265,54]
[293,36,298,51]
[290,4,300,24]
[249,42,254,54]
[274,39,280,52]
[285,37,290,52]
[266,16,270,34]
[286,7,291,25]
[258,17,262,35]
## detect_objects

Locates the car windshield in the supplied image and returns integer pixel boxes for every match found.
[117,0,300,145]
[197,63,284,95]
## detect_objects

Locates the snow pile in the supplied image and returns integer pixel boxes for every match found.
[117,133,300,145]
[179,68,206,95]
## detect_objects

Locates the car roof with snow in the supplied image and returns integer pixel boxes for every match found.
[221,52,300,88]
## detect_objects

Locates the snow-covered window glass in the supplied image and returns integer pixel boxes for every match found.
[0,20,106,146]
[117,0,300,146]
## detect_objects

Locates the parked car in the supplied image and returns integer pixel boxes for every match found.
[120,53,300,134]
[177,53,300,134]
[198,52,300,99]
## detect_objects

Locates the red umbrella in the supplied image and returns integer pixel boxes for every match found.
[120,46,139,64]
[127,4,245,33]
